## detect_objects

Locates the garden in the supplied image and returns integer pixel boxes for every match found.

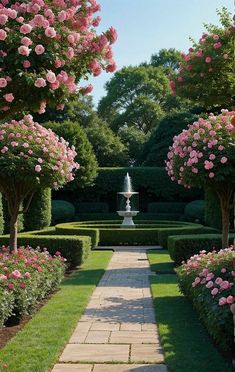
[0,1,234,371]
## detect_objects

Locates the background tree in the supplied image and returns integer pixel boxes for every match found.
[166,111,235,248]
[150,48,182,72]
[44,120,98,188]
[119,126,148,165]
[0,116,78,251]
[171,8,235,109]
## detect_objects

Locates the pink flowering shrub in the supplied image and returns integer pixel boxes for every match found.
[166,110,235,248]
[0,0,117,118]
[0,115,79,251]
[0,246,65,327]
[170,9,235,108]
[177,247,235,351]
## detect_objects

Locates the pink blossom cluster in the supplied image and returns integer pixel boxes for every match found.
[0,115,79,189]
[180,247,235,307]
[166,110,235,188]
[170,25,234,95]
[0,0,117,116]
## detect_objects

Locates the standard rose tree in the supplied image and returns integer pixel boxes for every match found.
[0,115,79,252]
[0,0,117,119]
[170,9,235,109]
[166,110,235,248]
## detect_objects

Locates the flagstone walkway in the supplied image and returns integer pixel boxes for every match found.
[52,247,167,372]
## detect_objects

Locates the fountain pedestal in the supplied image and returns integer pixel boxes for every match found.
[117,210,139,227]
[117,174,139,228]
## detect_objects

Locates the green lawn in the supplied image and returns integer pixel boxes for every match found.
[148,249,175,274]
[148,250,232,372]
[0,250,112,372]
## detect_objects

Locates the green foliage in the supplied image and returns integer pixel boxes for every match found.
[118,126,148,165]
[150,48,182,72]
[158,224,205,248]
[184,200,205,223]
[74,212,184,222]
[51,200,75,225]
[55,223,99,248]
[98,65,172,133]
[2,197,24,234]
[142,111,199,166]
[0,287,14,327]
[148,202,186,213]
[0,194,4,235]
[84,118,127,166]
[168,232,235,265]
[24,188,51,231]
[44,120,97,189]
[205,188,222,230]
[74,202,109,214]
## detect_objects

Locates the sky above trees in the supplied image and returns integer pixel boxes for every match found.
[86,0,234,105]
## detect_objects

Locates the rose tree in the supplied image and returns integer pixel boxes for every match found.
[0,0,117,119]
[0,115,79,252]
[166,110,235,248]
[170,9,235,109]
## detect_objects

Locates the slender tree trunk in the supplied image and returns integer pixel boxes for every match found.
[9,214,18,253]
[216,185,234,249]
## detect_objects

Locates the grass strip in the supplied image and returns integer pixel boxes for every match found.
[150,274,232,372]
[148,249,175,274]
[0,250,112,372]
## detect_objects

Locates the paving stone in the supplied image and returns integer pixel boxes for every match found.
[110,330,159,344]
[52,364,93,372]
[131,345,164,363]
[59,344,130,363]
[141,323,157,331]
[90,322,120,331]
[93,364,168,372]
[85,330,110,343]
[120,323,142,331]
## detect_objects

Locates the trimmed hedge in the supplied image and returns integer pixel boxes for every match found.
[148,202,186,213]
[24,188,51,231]
[55,224,99,248]
[168,232,235,265]
[74,212,183,222]
[52,200,75,225]
[157,224,207,248]
[74,202,109,213]
[0,234,91,269]
[184,200,205,223]
[204,188,222,230]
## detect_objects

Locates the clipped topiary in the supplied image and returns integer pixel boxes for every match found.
[24,188,51,231]
[184,200,205,223]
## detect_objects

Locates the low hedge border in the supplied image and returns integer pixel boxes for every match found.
[74,212,184,222]
[0,235,91,269]
[168,233,235,265]
[55,221,202,246]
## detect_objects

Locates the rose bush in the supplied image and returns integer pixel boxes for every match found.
[0,246,65,327]
[166,110,235,248]
[170,9,235,108]
[176,247,235,351]
[0,115,79,251]
[0,0,117,118]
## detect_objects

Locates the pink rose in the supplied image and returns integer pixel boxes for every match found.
[35,164,41,172]
[21,37,32,46]
[34,78,46,88]
[209,172,215,178]
[211,288,218,296]
[18,45,30,56]
[0,78,7,87]
[35,44,45,55]
[220,157,228,164]
[0,15,8,25]
[205,56,212,63]
[46,71,56,83]
[45,27,56,38]
[206,281,214,289]
[219,297,227,306]
[8,283,14,290]
[3,93,14,102]
[0,29,7,41]
[23,60,31,68]
[20,24,32,34]
[226,296,234,304]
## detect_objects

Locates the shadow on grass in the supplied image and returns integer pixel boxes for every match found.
[151,275,232,372]
[148,249,175,275]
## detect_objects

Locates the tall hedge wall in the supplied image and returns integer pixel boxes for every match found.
[24,188,51,231]
[55,167,202,212]
[204,188,222,230]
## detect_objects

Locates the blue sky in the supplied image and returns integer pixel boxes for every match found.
[87,0,234,106]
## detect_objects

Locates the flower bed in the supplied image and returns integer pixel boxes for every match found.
[0,246,65,327]
[176,247,235,351]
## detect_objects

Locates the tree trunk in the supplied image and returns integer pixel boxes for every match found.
[216,185,234,249]
[9,214,18,253]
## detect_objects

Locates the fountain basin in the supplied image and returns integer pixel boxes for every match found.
[117,210,139,228]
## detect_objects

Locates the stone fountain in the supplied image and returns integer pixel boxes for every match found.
[117,172,139,227]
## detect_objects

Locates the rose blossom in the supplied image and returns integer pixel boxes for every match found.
[34,78,46,88]
[46,71,56,83]
[20,24,32,34]
[3,93,14,102]
[18,45,30,56]
[45,27,56,38]
[35,44,45,55]
[0,29,7,41]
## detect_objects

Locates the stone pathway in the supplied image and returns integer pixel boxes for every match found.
[52,247,167,372]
